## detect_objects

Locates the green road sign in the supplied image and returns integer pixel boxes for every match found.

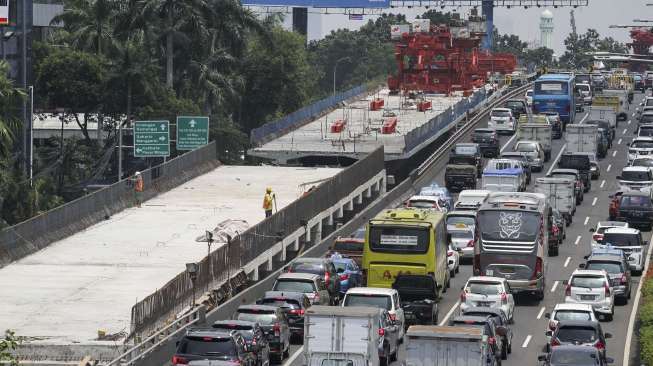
[134,120,170,157]
[177,116,209,150]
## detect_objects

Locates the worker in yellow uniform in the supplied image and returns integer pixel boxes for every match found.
[133,171,144,208]
[263,187,275,218]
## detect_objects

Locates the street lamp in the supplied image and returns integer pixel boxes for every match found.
[333,57,351,96]
[186,262,199,307]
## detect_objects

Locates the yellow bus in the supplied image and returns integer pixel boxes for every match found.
[362,208,449,294]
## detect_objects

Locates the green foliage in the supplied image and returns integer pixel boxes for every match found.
[559,28,629,69]
[0,330,19,366]
[640,271,653,365]
[211,121,249,164]
[642,324,653,366]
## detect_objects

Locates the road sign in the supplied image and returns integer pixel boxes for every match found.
[134,120,170,157]
[176,116,210,151]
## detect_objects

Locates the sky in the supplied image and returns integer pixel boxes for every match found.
[278,0,649,55]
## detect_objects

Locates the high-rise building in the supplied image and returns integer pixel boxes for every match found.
[540,9,554,50]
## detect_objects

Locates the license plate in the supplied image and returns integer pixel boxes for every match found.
[405,313,416,320]
[501,267,515,273]
[580,295,596,301]
[477,302,493,307]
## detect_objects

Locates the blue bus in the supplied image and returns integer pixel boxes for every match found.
[532,74,576,126]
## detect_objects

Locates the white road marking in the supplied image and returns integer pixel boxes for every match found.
[623,128,628,134]
[592,197,597,206]
[633,112,636,117]
[613,150,618,157]
[522,335,532,348]
[623,232,653,365]
[564,257,571,268]
[537,307,546,319]
[550,281,559,293]
[286,346,304,366]
[628,120,632,125]
[584,216,590,226]
[618,138,622,145]
[579,113,589,124]
[439,300,460,326]
[575,235,581,245]
[546,143,567,175]
[600,180,606,188]
[607,164,612,172]
[500,133,518,153]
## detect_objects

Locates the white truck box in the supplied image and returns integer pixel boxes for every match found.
[589,103,618,129]
[534,177,576,222]
[566,124,598,154]
[405,325,495,366]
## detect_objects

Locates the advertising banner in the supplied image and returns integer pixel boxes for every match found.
[242,0,389,8]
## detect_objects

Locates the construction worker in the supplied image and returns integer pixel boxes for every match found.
[263,187,275,218]
[134,171,144,208]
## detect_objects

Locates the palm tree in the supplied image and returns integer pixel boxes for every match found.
[0,61,26,158]
[51,0,119,55]
[207,0,269,58]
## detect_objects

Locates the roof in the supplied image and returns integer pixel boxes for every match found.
[619,191,650,197]
[483,167,523,175]
[186,328,234,338]
[622,166,650,172]
[467,276,505,283]
[492,107,511,112]
[409,195,440,202]
[596,221,629,228]
[262,291,307,302]
[276,272,321,281]
[406,325,483,339]
[237,304,279,312]
[446,210,477,217]
[458,190,490,197]
[213,320,256,328]
[633,137,653,142]
[473,128,495,133]
[536,177,574,184]
[456,143,480,147]
[451,315,492,324]
[293,257,327,265]
[306,305,382,318]
[604,227,641,234]
[345,287,396,295]
[587,254,623,263]
[538,74,573,81]
[550,168,580,175]
[571,269,608,277]
[552,303,594,312]
[549,344,599,355]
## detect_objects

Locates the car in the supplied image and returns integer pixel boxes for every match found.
[342,287,406,340]
[601,227,647,275]
[627,137,653,164]
[612,192,653,231]
[172,328,258,366]
[489,107,516,134]
[538,344,614,366]
[211,320,271,366]
[461,307,513,359]
[640,111,653,126]
[454,190,490,210]
[233,305,291,361]
[638,124,653,138]
[543,303,598,342]
[449,315,505,362]
[546,321,612,360]
[558,153,592,192]
[272,273,331,305]
[549,168,584,203]
[448,244,460,277]
[449,143,484,178]
[447,227,475,262]
[630,157,653,175]
[257,291,311,341]
[502,99,529,120]
[283,258,341,303]
[329,254,363,295]
[472,128,501,157]
[500,152,532,184]
[525,89,533,106]
[576,83,592,105]
[460,276,515,323]
[585,119,614,143]
[377,308,400,365]
[392,274,439,326]
[581,253,632,304]
[617,166,653,194]
[405,195,447,212]
[513,140,545,172]
[563,269,614,320]
[589,221,629,250]
[541,111,563,138]
[550,209,566,245]
[328,227,365,266]
[419,184,454,209]
[573,152,600,180]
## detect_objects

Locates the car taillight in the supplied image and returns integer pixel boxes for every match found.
[389,313,397,322]
[488,337,496,345]
[593,234,604,242]
[314,292,320,302]
[595,341,605,350]
[289,309,305,316]
[460,291,467,302]
[549,321,557,331]
[551,338,561,347]
[467,240,474,248]
[565,284,571,297]
[500,292,508,305]
[551,225,559,235]
[339,273,349,281]
[172,356,188,365]
[273,322,281,337]
[378,328,385,336]
[576,181,582,188]
[621,275,628,285]
[605,283,611,296]
[531,258,543,280]
[447,250,454,257]
[325,271,330,284]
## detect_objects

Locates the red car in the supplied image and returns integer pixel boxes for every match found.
[327,227,365,266]
[608,191,624,221]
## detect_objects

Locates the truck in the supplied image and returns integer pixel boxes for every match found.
[590,97,619,129]
[565,124,598,155]
[404,325,500,366]
[518,123,552,161]
[598,89,629,121]
[392,274,439,327]
[303,306,382,366]
[534,176,576,229]
[444,164,477,192]
[482,167,523,193]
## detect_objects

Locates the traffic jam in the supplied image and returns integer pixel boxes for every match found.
[171,70,652,366]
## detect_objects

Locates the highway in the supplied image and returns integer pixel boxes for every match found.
[282,90,651,366]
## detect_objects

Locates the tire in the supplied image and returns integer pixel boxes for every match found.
[390,348,398,362]
[606,309,614,322]
[283,346,289,359]
[456,265,460,273]
[450,269,455,279]
[501,342,508,360]
[508,340,512,354]
[379,356,388,366]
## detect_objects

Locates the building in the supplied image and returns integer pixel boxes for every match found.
[539,9,554,50]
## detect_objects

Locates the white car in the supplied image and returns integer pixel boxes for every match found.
[514,140,545,172]
[543,303,597,342]
[627,137,653,164]
[405,195,447,213]
[602,227,647,275]
[525,89,533,106]
[460,276,515,323]
[447,245,460,278]
[564,269,614,320]
[448,228,475,261]
[489,108,516,134]
[589,221,629,250]
[454,189,490,211]
[342,287,406,340]
[576,83,592,104]
[618,166,653,194]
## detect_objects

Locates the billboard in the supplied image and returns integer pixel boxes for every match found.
[0,0,8,25]
[242,0,389,8]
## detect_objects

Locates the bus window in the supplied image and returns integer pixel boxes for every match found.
[477,210,541,242]
[535,81,568,96]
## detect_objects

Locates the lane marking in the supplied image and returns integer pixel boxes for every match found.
[592,197,597,206]
[628,120,632,125]
[623,231,653,365]
[537,307,546,319]
[607,164,612,172]
[584,216,590,226]
[564,257,572,268]
[579,113,589,124]
[546,143,567,176]
[500,133,518,153]
[575,235,581,245]
[623,128,628,135]
[618,138,623,145]
[613,150,618,157]
[600,180,606,188]
[286,346,304,366]
[550,280,559,292]
[522,335,532,348]
[439,300,460,326]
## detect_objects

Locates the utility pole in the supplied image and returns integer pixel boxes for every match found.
[20,0,33,176]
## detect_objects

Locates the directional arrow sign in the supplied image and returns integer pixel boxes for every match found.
[177,116,209,151]
[134,120,170,157]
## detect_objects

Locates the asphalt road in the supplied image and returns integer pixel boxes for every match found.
[282,91,651,366]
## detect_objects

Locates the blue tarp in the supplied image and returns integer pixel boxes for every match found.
[483,167,523,176]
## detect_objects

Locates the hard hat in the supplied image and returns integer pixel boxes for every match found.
[135,171,141,176]
[266,187,272,193]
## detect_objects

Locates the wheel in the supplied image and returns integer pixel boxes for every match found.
[390,348,398,362]
[283,346,289,359]
[606,308,614,321]
[508,340,512,354]
[501,342,508,360]
[628,288,632,300]
[450,269,455,279]
[456,265,460,274]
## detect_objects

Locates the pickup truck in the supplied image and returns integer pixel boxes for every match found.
[392,274,440,327]
[405,325,500,366]
[444,164,477,192]
[450,143,483,177]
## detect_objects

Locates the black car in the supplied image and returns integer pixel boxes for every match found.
[614,191,653,230]
[450,143,483,178]
[444,164,477,192]
[392,274,439,326]
[172,328,257,366]
[257,291,311,341]
[558,153,591,192]
[461,307,513,360]
[234,305,291,361]
[212,320,271,366]
[472,128,500,157]
[585,119,614,143]
[502,99,528,119]
[546,320,611,360]
[500,151,532,184]
[538,344,614,366]
[284,258,341,303]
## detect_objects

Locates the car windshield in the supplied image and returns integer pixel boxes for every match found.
[455,145,477,155]
[465,281,502,295]
[586,261,623,274]
[620,195,652,208]
[516,143,537,152]
[320,360,354,366]
[632,141,653,149]
[554,310,592,322]
[535,81,568,95]
[633,158,653,167]
[570,276,605,288]
[641,115,653,124]
[473,131,495,139]
[447,216,476,227]
[640,128,653,137]
[603,232,642,247]
[343,294,391,310]
[288,262,324,275]
[450,230,474,239]
[477,210,541,242]
[274,280,316,293]
[408,199,438,209]
[178,336,236,356]
[492,110,511,117]
[556,326,598,343]
[621,170,652,181]
[550,349,597,364]
[526,91,533,96]
[333,241,364,252]
[333,262,349,272]
[236,311,277,325]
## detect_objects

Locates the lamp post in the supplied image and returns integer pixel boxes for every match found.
[186,262,199,308]
[333,57,350,96]
[205,230,213,293]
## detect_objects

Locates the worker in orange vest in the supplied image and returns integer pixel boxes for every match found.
[134,171,144,208]
[263,187,275,218]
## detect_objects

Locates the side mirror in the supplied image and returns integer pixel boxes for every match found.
[255,299,263,305]
[579,263,586,269]
[496,327,507,337]
[583,255,590,260]
[606,357,615,364]
[605,332,613,339]
[563,280,569,285]
[589,228,595,233]
[544,312,551,319]
[545,330,552,337]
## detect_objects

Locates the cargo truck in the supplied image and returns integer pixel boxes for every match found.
[518,123,552,161]
[590,97,619,129]
[565,124,598,155]
[405,325,499,366]
[598,89,629,121]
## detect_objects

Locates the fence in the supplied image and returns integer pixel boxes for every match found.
[0,142,219,268]
[130,146,385,336]
[404,88,489,152]
[250,85,367,146]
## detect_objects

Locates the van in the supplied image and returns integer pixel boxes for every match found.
[534,177,576,226]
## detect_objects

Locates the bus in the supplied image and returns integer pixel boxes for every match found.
[473,192,551,300]
[532,74,576,126]
[363,208,448,294]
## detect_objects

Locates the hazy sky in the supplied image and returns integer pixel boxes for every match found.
[280,0,650,55]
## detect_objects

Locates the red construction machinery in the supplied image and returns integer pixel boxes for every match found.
[627,27,653,72]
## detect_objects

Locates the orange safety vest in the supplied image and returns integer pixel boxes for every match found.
[135,178,144,192]
[263,193,273,210]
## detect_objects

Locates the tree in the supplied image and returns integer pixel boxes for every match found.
[522,47,555,71]
[418,10,456,25]
[559,27,628,69]
[51,0,118,55]
[0,61,26,158]
[0,330,18,366]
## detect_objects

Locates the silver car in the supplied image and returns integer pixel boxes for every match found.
[563,269,614,320]
[514,140,545,172]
